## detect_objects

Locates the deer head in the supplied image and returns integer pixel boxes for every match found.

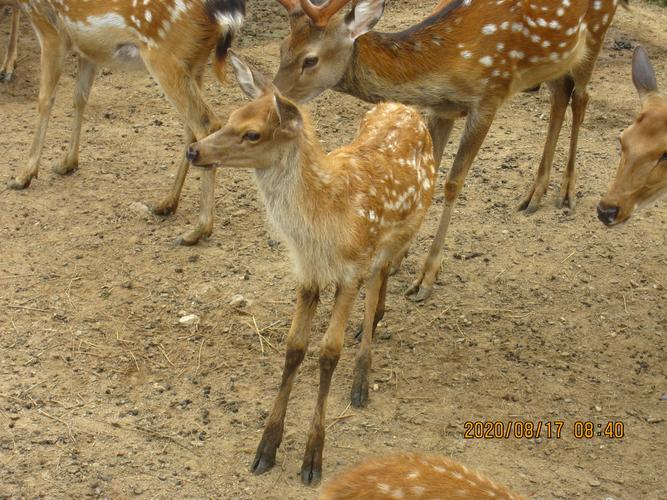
[598,46,667,226]
[272,0,385,102]
[187,53,304,169]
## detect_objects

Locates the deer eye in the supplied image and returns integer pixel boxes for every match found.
[243,131,261,142]
[660,151,667,162]
[302,56,319,69]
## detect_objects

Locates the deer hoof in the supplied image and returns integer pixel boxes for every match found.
[300,461,322,486]
[350,378,369,408]
[250,453,275,476]
[7,176,32,190]
[406,283,432,302]
[53,162,78,176]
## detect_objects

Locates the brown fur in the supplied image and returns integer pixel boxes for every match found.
[189,56,436,485]
[320,453,527,500]
[273,0,625,300]
[8,0,243,245]
[599,47,667,226]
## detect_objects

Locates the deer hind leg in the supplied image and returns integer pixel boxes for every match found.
[0,7,19,83]
[8,32,66,190]
[252,287,320,476]
[53,57,97,176]
[351,264,389,408]
[407,107,497,302]
[301,282,359,486]
[353,262,390,340]
[556,54,599,211]
[519,77,574,214]
[142,53,221,245]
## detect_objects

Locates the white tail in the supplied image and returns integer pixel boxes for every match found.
[321,453,527,500]
[7,0,245,245]
[188,54,436,486]
[0,1,19,82]
[598,46,667,226]
[272,0,627,299]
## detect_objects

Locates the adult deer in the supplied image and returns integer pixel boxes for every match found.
[0,1,19,82]
[272,0,627,300]
[7,0,245,245]
[598,46,667,226]
[188,54,436,485]
[321,453,526,500]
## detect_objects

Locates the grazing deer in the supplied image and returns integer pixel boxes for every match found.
[7,0,245,245]
[272,0,627,300]
[321,453,527,500]
[187,54,436,485]
[598,46,667,226]
[0,1,19,82]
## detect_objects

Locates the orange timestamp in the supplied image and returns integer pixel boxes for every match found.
[463,420,625,440]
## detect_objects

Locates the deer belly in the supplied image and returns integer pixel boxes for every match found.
[63,14,145,70]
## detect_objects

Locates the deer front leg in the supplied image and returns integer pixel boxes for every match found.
[407,107,497,302]
[143,53,221,245]
[556,87,588,210]
[519,77,574,213]
[301,282,359,486]
[251,287,320,476]
[0,7,19,83]
[53,57,97,176]
[351,265,388,407]
[8,33,66,190]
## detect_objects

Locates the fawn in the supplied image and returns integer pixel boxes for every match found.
[6,0,245,245]
[0,1,19,82]
[321,453,527,500]
[188,53,437,485]
[272,0,628,299]
[598,46,667,226]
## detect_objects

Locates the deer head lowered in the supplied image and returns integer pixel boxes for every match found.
[188,54,437,486]
[598,46,667,226]
[271,0,628,300]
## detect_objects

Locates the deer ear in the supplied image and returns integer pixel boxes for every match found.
[345,0,385,40]
[230,51,270,100]
[273,92,303,137]
[632,46,658,102]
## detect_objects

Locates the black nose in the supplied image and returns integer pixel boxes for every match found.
[186,145,200,163]
[597,203,619,226]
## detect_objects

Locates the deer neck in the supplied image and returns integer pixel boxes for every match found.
[253,126,340,253]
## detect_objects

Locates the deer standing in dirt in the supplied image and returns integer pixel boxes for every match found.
[0,1,19,82]
[321,453,527,500]
[272,0,627,300]
[6,0,245,245]
[188,54,437,485]
[598,46,667,226]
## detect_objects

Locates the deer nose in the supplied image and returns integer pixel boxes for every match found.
[186,145,200,163]
[597,203,619,226]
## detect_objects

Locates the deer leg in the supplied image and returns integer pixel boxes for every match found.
[301,282,359,486]
[8,33,65,190]
[142,54,221,245]
[519,76,574,213]
[427,113,456,169]
[407,107,497,302]
[354,263,390,341]
[0,7,19,83]
[251,287,320,476]
[151,125,194,215]
[557,54,598,211]
[53,57,97,176]
[351,265,389,408]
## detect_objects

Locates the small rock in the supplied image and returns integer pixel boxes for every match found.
[660,393,667,401]
[646,416,664,424]
[372,384,379,392]
[594,405,602,412]
[179,314,200,327]
[229,294,247,308]
[589,480,601,487]
[129,201,151,217]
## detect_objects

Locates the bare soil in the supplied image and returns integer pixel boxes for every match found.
[1,1,666,499]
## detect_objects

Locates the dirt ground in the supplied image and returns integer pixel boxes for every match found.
[1,1,666,499]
